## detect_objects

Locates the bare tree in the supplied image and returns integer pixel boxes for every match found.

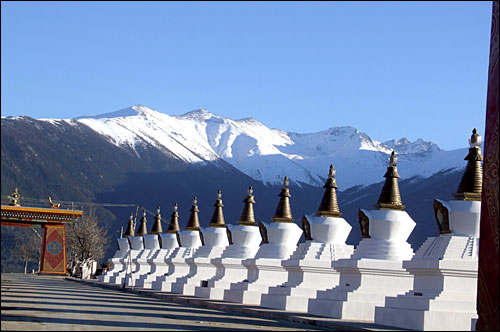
[13,229,41,274]
[66,208,110,279]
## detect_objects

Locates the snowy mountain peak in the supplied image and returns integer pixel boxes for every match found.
[30,105,464,189]
[383,137,441,154]
[74,104,163,120]
[180,109,220,121]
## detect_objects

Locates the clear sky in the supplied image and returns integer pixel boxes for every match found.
[1,1,493,150]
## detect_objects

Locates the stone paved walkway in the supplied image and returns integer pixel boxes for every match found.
[1,273,329,331]
[2,273,401,331]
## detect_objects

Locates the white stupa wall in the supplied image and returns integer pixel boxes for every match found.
[222,221,303,305]
[126,234,160,286]
[261,214,354,312]
[307,209,416,321]
[437,199,481,237]
[108,236,145,285]
[150,230,203,292]
[134,232,180,288]
[374,199,481,331]
[352,209,415,261]
[99,237,130,283]
[194,224,262,300]
[159,232,180,249]
[170,227,230,295]
[254,222,303,259]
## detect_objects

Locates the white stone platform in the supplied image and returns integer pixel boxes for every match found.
[99,237,129,283]
[108,236,145,285]
[261,214,354,312]
[169,227,229,295]
[193,224,262,300]
[134,233,179,288]
[307,209,416,322]
[222,222,303,305]
[374,200,480,331]
[150,230,202,292]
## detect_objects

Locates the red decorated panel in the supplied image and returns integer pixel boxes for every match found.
[477,2,499,331]
[40,225,66,274]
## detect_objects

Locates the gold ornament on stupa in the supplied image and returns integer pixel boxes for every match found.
[238,186,257,226]
[316,165,342,217]
[186,196,201,230]
[272,176,294,222]
[150,206,163,235]
[135,209,148,236]
[374,151,405,210]
[167,203,180,234]
[123,213,135,237]
[453,128,483,201]
[209,190,226,227]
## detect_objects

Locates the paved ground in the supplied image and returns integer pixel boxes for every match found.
[1,273,399,331]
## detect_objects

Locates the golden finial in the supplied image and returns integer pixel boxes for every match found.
[375,151,405,210]
[453,129,483,201]
[136,209,148,236]
[209,189,226,227]
[124,213,135,237]
[8,188,22,206]
[167,203,181,234]
[316,164,342,217]
[238,186,257,226]
[151,206,163,235]
[186,196,201,230]
[48,196,60,208]
[272,176,294,222]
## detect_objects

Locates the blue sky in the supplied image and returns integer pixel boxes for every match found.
[1,1,493,150]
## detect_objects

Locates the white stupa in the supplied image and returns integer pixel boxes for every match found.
[113,209,155,286]
[125,207,165,286]
[223,177,304,305]
[151,197,204,292]
[99,213,135,283]
[107,213,146,285]
[374,129,483,331]
[135,204,180,288]
[194,186,263,300]
[261,165,355,312]
[308,151,416,321]
[169,190,230,296]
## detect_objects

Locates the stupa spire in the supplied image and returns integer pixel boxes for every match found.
[316,164,342,217]
[209,189,226,227]
[135,209,148,236]
[167,203,180,234]
[186,196,201,230]
[123,213,135,237]
[238,186,257,226]
[150,206,163,235]
[453,128,483,201]
[273,176,294,222]
[375,151,405,210]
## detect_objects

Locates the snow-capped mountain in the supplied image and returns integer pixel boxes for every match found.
[49,105,467,189]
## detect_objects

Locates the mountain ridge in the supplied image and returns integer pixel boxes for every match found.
[42,104,466,189]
